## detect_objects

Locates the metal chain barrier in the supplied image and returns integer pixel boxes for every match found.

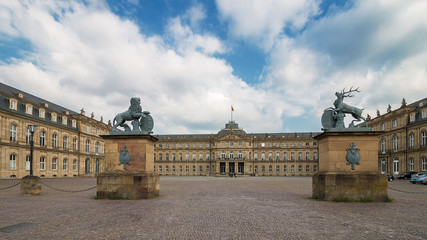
[38,180,96,193]
[0,181,21,190]
[388,186,427,194]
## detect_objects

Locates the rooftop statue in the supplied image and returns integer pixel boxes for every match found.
[111,97,154,134]
[321,87,368,130]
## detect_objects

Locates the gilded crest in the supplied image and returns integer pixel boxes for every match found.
[346,143,360,170]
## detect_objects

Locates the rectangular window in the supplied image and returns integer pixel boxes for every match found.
[73,159,77,170]
[199,154,203,161]
[261,153,265,161]
[423,110,427,118]
[73,138,77,151]
[63,159,68,170]
[283,152,287,160]
[306,142,310,147]
[10,124,17,142]
[410,159,414,171]
[86,125,90,132]
[26,156,31,170]
[39,109,45,118]
[410,113,415,122]
[72,120,77,128]
[206,143,210,147]
[298,165,302,172]
[393,119,397,127]
[10,99,17,110]
[166,154,169,161]
[239,142,243,146]
[313,165,318,172]
[159,154,163,161]
[422,158,427,171]
[283,142,287,147]
[238,152,243,159]
[206,154,210,160]
[306,165,310,172]
[186,166,189,172]
[52,134,57,148]
[63,137,68,149]
[40,157,45,170]
[192,154,196,161]
[26,105,32,114]
[192,143,196,148]
[185,153,189,161]
[179,153,182,161]
[96,129,99,134]
[10,154,16,170]
[52,113,57,122]
[52,158,57,170]
[381,123,385,130]
[172,153,176,161]
[254,153,258,161]
[268,153,272,161]
[62,116,67,125]
[40,131,46,146]
[254,143,258,147]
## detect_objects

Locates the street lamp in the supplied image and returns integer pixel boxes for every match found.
[28,124,36,176]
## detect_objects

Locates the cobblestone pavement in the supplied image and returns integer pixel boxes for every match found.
[0,176,426,240]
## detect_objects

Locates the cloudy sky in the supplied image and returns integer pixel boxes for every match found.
[1,0,426,134]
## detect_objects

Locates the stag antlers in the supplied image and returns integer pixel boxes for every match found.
[341,86,360,97]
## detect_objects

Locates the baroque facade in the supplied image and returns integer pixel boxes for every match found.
[366,98,427,175]
[0,82,111,178]
[153,121,320,176]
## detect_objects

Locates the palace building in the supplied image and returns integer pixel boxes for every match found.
[365,98,427,175]
[153,121,320,177]
[0,82,111,178]
[1,82,425,178]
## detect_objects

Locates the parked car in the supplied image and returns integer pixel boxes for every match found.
[421,177,427,185]
[410,173,427,184]
[385,173,394,182]
[397,172,417,180]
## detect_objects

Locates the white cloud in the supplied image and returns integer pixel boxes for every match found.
[216,0,320,49]
[260,0,427,128]
[0,0,290,134]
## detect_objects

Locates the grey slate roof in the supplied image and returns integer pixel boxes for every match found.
[0,82,79,130]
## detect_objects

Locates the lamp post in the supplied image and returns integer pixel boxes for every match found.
[28,124,36,176]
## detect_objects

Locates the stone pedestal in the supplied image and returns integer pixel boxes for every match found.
[20,176,41,195]
[312,131,388,201]
[96,134,159,199]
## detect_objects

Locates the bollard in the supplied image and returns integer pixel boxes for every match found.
[20,176,41,195]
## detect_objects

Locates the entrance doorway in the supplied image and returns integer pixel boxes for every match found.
[238,162,244,174]
[229,162,235,173]
[220,162,226,175]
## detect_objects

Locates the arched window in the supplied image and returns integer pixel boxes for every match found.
[283,165,287,172]
[63,136,68,149]
[306,152,310,160]
[291,165,295,173]
[268,165,272,172]
[276,165,280,172]
[298,152,302,160]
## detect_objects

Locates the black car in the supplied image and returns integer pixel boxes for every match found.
[385,173,394,182]
[397,172,417,180]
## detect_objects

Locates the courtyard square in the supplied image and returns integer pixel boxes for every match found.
[0,176,426,239]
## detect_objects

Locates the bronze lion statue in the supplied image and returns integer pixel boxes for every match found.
[112,97,149,131]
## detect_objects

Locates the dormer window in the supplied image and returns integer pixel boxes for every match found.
[62,116,67,125]
[393,119,398,127]
[65,110,69,115]
[43,103,49,108]
[72,120,77,128]
[410,113,415,122]
[9,99,17,110]
[26,104,33,115]
[52,113,57,122]
[423,110,427,119]
[39,109,45,118]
